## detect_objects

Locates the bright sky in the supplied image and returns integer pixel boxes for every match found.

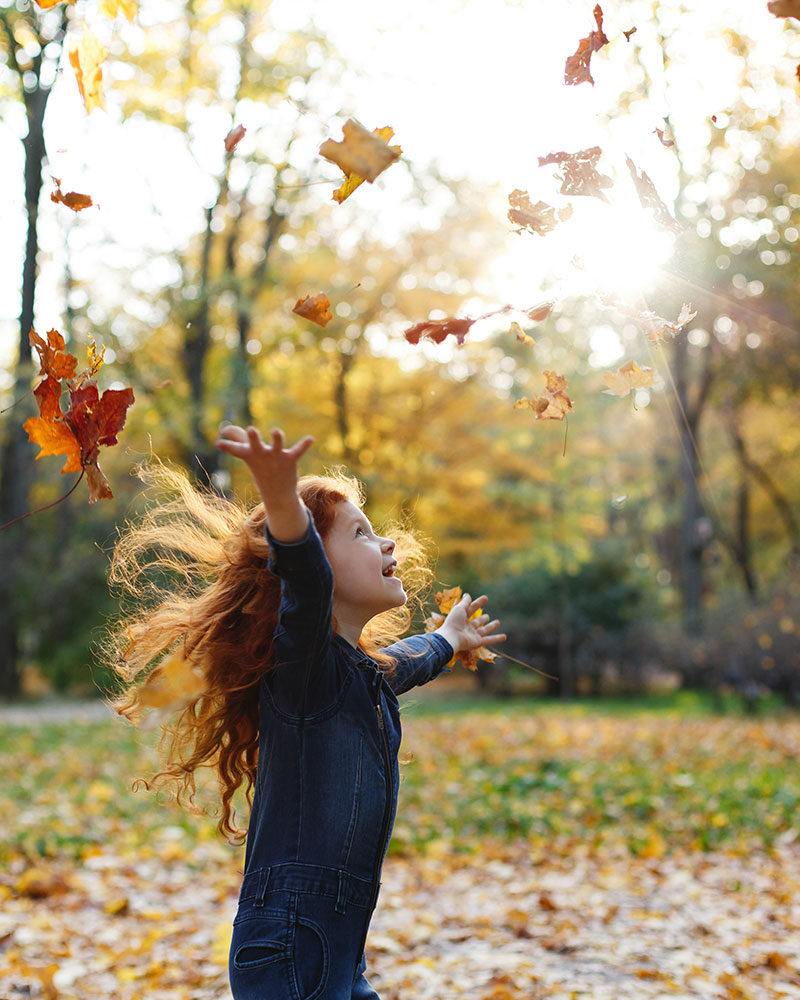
[0,0,797,385]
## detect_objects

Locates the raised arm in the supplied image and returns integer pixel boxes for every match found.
[215,424,313,540]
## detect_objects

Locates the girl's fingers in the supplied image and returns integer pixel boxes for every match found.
[218,423,248,441]
[481,632,507,645]
[479,618,500,633]
[269,428,284,451]
[289,435,315,459]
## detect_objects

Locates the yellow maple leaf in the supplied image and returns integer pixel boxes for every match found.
[136,649,207,715]
[69,27,107,114]
[602,360,655,397]
[424,585,496,671]
[320,121,402,203]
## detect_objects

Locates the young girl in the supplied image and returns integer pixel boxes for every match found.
[108,424,504,1000]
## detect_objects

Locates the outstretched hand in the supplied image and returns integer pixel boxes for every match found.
[435,593,506,657]
[215,424,313,541]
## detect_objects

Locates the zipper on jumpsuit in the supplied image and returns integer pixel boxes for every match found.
[354,670,393,979]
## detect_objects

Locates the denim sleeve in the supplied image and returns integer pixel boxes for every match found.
[264,511,335,713]
[382,632,453,696]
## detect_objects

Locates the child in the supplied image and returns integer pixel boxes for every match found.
[108,424,505,1000]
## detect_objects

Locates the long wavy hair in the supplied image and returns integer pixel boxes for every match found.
[102,459,432,843]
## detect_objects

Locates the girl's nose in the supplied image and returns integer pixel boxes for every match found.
[381,536,396,554]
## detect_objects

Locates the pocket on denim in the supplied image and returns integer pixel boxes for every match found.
[230,908,328,1000]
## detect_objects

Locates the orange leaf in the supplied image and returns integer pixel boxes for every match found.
[328,125,401,204]
[768,0,800,18]
[514,370,573,421]
[425,585,497,671]
[30,327,78,382]
[320,120,402,196]
[626,156,682,233]
[293,293,333,328]
[404,316,476,346]
[24,416,82,474]
[538,147,613,203]
[136,650,207,713]
[507,189,572,235]
[603,360,655,397]
[32,0,67,7]
[564,4,609,86]
[224,124,246,154]
[33,376,63,421]
[69,28,107,114]
[51,178,94,213]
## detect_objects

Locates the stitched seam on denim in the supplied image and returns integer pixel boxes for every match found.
[340,736,363,870]
[261,663,354,725]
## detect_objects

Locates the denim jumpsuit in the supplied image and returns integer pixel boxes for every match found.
[228,514,453,1000]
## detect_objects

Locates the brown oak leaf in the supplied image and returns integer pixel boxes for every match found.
[564,4,609,86]
[320,120,401,194]
[51,178,94,213]
[404,316,477,346]
[538,147,613,203]
[293,293,333,328]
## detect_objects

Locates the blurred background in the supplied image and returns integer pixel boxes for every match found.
[1,0,798,707]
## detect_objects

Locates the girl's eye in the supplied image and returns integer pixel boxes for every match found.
[356,527,365,536]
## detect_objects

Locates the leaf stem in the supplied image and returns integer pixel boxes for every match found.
[0,470,85,532]
[492,647,559,681]
[0,387,32,415]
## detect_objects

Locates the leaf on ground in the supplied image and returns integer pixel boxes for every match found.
[51,178,94,213]
[768,0,800,18]
[328,126,401,204]
[224,124,246,154]
[320,120,402,200]
[626,156,682,233]
[293,293,333,328]
[424,585,496,671]
[507,190,571,235]
[69,27,107,114]
[538,147,613,203]
[603,360,655,396]
[564,4,609,86]
[514,370,573,420]
[98,0,137,20]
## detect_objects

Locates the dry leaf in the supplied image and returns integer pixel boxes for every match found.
[424,585,497,671]
[653,128,675,148]
[564,4,609,86]
[514,371,573,421]
[98,0,138,20]
[603,360,655,396]
[330,126,400,204]
[768,0,800,18]
[527,302,554,323]
[136,649,207,713]
[623,27,637,41]
[404,316,476,346]
[224,124,246,154]
[507,190,571,235]
[24,416,82,474]
[293,293,333,328]
[320,120,401,198]
[511,322,535,346]
[626,156,682,233]
[538,147,613,203]
[601,296,696,344]
[69,27,107,114]
[51,178,94,213]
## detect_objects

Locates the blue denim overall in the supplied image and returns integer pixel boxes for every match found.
[228,515,452,1000]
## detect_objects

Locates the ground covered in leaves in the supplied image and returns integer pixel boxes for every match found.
[1,698,799,999]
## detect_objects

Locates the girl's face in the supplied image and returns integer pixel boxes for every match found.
[324,501,407,629]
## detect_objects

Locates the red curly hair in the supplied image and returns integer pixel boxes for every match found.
[103,459,431,843]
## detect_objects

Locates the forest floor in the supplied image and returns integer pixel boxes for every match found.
[1,695,799,999]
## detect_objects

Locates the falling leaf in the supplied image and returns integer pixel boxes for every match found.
[136,649,207,714]
[98,0,137,20]
[50,178,94,213]
[424,585,497,671]
[320,120,402,200]
[330,126,401,204]
[507,190,571,236]
[564,4,609,86]
[23,330,134,502]
[601,296,697,344]
[224,124,246,154]
[514,370,573,421]
[527,302,554,323]
[625,156,682,233]
[69,27,107,114]
[623,27,637,41]
[511,322,535,346]
[768,0,800,18]
[292,293,333,328]
[404,316,476,346]
[653,128,675,148]
[32,0,66,6]
[538,147,613,203]
[603,360,655,396]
